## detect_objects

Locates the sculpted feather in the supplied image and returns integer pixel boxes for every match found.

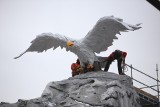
[14,16,141,67]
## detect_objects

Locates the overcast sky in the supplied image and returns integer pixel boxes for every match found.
[0,0,160,103]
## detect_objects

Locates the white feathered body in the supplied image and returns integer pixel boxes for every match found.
[70,41,96,67]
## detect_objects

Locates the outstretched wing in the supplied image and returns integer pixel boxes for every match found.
[80,16,141,53]
[14,33,74,59]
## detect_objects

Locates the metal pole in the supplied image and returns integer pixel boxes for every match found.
[156,64,159,106]
[140,84,160,89]
[126,64,159,82]
[131,64,133,79]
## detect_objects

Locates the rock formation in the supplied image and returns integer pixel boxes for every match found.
[0,71,141,107]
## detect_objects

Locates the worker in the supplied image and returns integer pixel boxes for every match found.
[104,50,127,75]
[71,59,84,77]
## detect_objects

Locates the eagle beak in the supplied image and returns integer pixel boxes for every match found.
[67,41,74,47]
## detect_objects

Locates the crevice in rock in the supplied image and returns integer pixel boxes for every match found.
[69,96,102,106]
[49,85,67,93]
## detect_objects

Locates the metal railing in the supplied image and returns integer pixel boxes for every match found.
[125,64,160,106]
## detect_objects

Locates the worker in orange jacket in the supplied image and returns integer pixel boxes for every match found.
[71,59,84,77]
[104,50,127,75]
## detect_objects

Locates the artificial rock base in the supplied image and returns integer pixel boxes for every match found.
[0,71,141,107]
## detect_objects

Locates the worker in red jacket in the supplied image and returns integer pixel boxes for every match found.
[71,59,83,77]
[104,50,127,75]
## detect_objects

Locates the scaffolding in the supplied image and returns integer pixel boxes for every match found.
[126,64,160,107]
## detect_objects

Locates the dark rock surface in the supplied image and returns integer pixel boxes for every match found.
[0,71,141,107]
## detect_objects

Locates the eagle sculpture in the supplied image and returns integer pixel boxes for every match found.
[14,16,141,68]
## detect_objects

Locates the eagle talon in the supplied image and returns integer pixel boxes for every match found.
[87,64,93,69]
[86,64,94,72]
